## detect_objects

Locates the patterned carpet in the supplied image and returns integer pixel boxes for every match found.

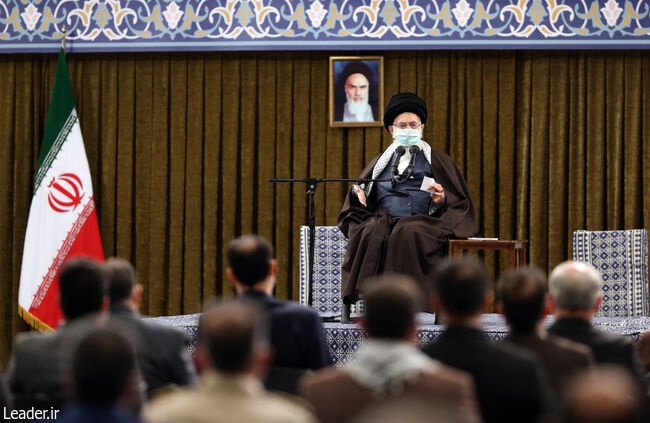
[150,312,650,365]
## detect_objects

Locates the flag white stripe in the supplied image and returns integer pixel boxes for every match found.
[33,110,78,194]
[18,114,95,310]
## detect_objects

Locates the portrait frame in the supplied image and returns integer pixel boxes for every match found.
[329,56,384,128]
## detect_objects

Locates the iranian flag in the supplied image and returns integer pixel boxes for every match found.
[18,48,104,331]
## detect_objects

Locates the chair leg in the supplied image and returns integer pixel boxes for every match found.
[341,303,351,324]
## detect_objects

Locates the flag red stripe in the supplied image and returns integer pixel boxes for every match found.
[28,201,104,328]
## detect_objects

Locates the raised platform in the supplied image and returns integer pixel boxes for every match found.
[151,313,650,365]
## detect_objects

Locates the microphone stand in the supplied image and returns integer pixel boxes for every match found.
[268,177,391,311]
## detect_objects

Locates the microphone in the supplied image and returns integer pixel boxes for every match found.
[408,145,420,166]
[403,145,420,179]
[391,146,406,177]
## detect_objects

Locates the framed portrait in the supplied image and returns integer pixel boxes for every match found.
[329,56,384,127]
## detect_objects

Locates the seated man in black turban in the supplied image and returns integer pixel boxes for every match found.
[338,92,478,306]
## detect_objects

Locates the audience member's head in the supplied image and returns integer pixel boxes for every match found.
[564,367,643,423]
[104,257,142,307]
[362,274,423,341]
[227,235,276,290]
[197,301,269,376]
[59,257,107,321]
[498,267,548,335]
[549,261,602,313]
[72,328,139,408]
[433,258,488,318]
[635,331,650,373]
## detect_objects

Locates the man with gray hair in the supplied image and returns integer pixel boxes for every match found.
[548,261,645,380]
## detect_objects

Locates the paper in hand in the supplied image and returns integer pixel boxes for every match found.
[420,176,436,192]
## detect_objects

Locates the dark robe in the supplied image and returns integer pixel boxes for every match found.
[337,148,477,302]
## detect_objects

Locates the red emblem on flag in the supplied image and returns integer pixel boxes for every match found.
[47,173,85,213]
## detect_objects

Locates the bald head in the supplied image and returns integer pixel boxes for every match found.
[227,235,274,287]
[549,261,602,311]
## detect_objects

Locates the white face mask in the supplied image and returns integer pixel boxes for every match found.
[393,128,420,147]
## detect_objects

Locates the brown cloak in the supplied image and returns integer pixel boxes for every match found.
[337,148,478,302]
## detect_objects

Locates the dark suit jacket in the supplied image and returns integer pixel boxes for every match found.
[503,332,594,400]
[109,305,196,395]
[240,291,331,370]
[57,402,140,423]
[423,325,556,423]
[300,363,480,423]
[8,318,95,410]
[548,317,645,380]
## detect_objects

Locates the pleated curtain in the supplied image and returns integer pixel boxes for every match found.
[1,50,648,365]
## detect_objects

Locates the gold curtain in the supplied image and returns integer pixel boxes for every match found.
[1,50,648,365]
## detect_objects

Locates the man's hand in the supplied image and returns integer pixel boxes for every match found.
[352,185,367,207]
[427,182,445,205]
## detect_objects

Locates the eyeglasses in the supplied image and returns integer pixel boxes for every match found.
[393,121,422,130]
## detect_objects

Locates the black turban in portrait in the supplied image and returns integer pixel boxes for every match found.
[383,92,428,130]
[338,61,374,87]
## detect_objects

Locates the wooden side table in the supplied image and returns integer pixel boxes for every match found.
[449,239,528,268]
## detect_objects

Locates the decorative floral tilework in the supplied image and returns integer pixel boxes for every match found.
[1,1,649,52]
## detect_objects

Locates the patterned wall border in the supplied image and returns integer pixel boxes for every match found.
[1,0,649,53]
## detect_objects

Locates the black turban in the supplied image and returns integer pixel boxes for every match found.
[339,61,374,87]
[383,92,427,130]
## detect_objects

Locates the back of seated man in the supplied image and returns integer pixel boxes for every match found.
[226,234,331,370]
[422,258,557,423]
[547,261,646,383]
[57,328,142,423]
[300,274,480,423]
[143,301,316,423]
[104,257,196,396]
[498,267,595,403]
[8,258,107,410]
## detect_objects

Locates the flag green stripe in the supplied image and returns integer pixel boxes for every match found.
[35,48,75,172]
[32,110,78,195]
